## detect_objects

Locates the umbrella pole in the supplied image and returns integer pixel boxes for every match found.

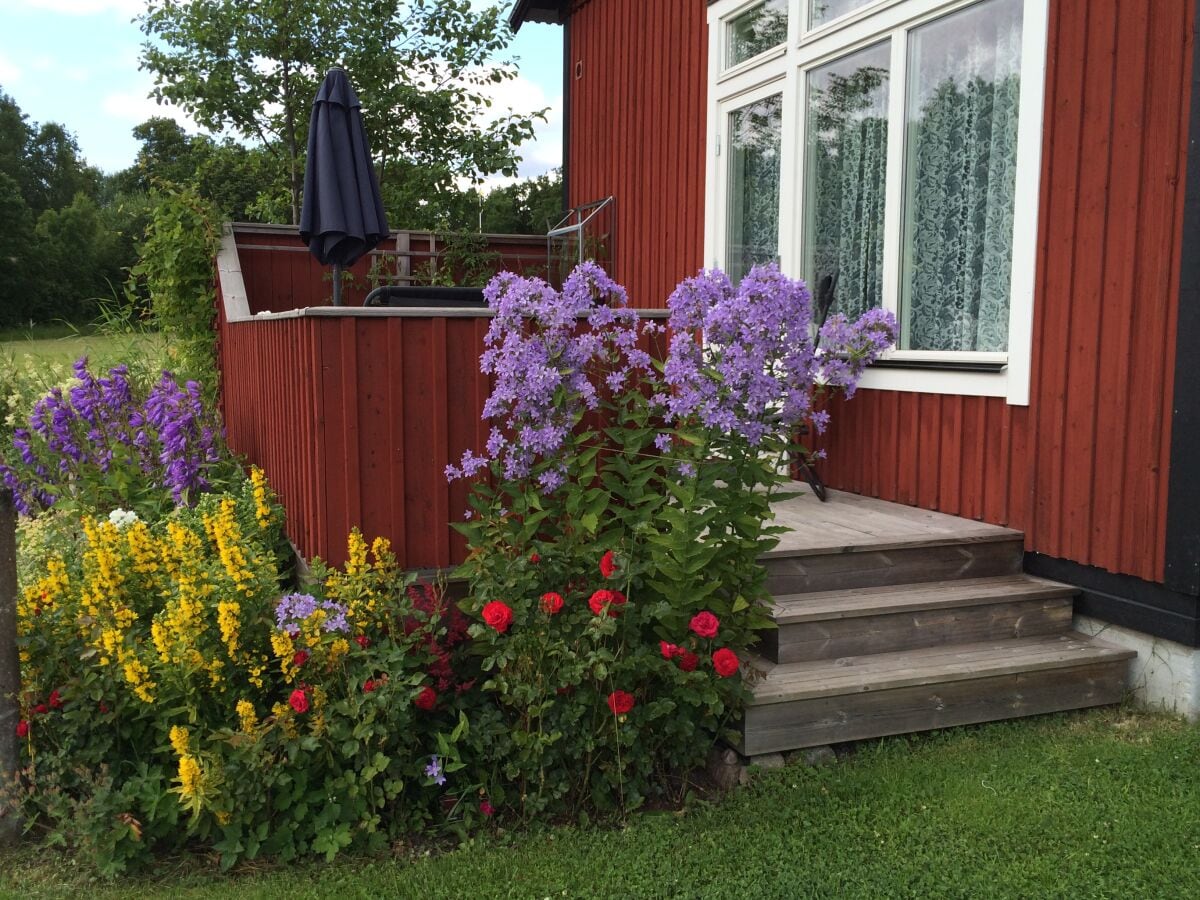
[333,263,343,306]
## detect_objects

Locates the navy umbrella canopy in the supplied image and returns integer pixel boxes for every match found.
[299,67,389,306]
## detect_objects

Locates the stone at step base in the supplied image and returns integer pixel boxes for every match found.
[705,744,838,790]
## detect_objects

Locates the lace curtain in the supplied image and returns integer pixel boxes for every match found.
[806,44,890,321]
[903,1,1023,352]
[727,94,783,284]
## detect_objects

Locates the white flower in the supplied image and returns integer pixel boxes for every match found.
[107,508,140,529]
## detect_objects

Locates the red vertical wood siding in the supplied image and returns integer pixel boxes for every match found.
[819,0,1193,583]
[217,304,495,570]
[566,0,708,308]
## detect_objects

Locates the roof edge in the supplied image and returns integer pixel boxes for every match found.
[508,0,568,31]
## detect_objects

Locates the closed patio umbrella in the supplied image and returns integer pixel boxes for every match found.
[299,67,389,306]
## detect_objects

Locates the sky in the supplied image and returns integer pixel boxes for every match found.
[0,0,564,184]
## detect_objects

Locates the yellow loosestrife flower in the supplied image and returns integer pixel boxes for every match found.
[217,600,241,657]
[169,725,190,757]
[177,755,203,801]
[250,466,272,529]
[236,699,258,734]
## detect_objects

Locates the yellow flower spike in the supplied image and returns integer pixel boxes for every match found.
[249,466,272,529]
[177,754,203,802]
[217,600,242,657]
[169,725,191,757]
[345,529,368,576]
[271,630,297,683]
[236,699,257,734]
[271,702,299,740]
[328,638,350,666]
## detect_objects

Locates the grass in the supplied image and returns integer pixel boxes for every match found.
[1,706,1196,899]
[0,328,165,372]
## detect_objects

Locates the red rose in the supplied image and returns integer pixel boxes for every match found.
[293,650,310,668]
[289,689,309,714]
[482,600,514,633]
[34,704,48,716]
[355,635,370,649]
[98,701,110,714]
[363,679,377,693]
[48,689,63,709]
[600,550,618,579]
[15,720,29,738]
[712,647,740,678]
[540,592,564,615]
[529,552,540,564]
[606,690,635,716]
[660,641,681,660]
[414,686,438,710]
[678,651,699,672]
[689,611,720,639]
[588,589,627,617]
[480,799,495,817]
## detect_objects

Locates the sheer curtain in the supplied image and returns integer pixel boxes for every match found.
[727,94,783,284]
[806,44,890,320]
[902,0,1023,352]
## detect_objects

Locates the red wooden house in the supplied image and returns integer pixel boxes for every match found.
[509,0,1200,720]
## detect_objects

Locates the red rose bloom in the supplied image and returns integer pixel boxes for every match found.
[600,550,618,579]
[660,641,681,660]
[48,689,63,709]
[293,650,310,668]
[480,799,495,817]
[34,704,48,716]
[98,701,110,714]
[606,690,636,716]
[289,689,309,714]
[355,635,370,649]
[712,647,740,678]
[588,589,627,617]
[414,686,438,710]
[689,611,720,639]
[540,592,564,615]
[15,720,29,738]
[529,552,540,564]
[482,600,514,633]
[678,651,699,672]
[363,679,377,693]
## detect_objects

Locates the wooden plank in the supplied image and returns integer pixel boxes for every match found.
[771,574,1075,623]
[769,598,1073,664]
[764,539,1024,596]
[750,632,1135,704]
[742,660,1129,755]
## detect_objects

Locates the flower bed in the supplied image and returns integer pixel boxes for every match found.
[3,264,892,873]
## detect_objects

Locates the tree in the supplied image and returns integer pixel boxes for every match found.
[481,170,565,235]
[139,0,543,226]
[0,172,37,328]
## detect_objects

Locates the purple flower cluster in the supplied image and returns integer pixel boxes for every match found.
[142,374,221,504]
[660,264,896,443]
[445,263,652,490]
[446,262,895,493]
[0,358,225,515]
[275,592,350,634]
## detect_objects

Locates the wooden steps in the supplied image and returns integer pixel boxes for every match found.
[741,488,1135,754]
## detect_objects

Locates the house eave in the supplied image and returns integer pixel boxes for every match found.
[508,0,568,31]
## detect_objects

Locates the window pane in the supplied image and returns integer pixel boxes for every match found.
[803,41,890,322]
[810,0,876,29]
[727,1,788,67]
[901,0,1023,352]
[726,93,783,284]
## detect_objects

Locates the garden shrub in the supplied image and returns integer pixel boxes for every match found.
[448,263,894,819]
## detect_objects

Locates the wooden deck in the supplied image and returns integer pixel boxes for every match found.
[767,486,1022,558]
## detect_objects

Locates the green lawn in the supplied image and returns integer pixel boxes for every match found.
[0,328,165,372]
[2,706,1196,899]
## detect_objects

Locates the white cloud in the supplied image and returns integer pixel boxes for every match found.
[17,0,145,16]
[0,53,21,85]
[101,90,195,129]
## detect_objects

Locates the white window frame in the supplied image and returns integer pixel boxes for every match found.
[704,0,1050,405]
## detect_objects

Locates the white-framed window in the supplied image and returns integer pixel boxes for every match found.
[705,0,1050,405]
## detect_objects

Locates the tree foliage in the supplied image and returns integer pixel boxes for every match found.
[139,0,543,225]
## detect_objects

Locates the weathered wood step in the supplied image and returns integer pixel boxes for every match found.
[741,633,1135,755]
[763,537,1024,596]
[760,575,1076,663]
